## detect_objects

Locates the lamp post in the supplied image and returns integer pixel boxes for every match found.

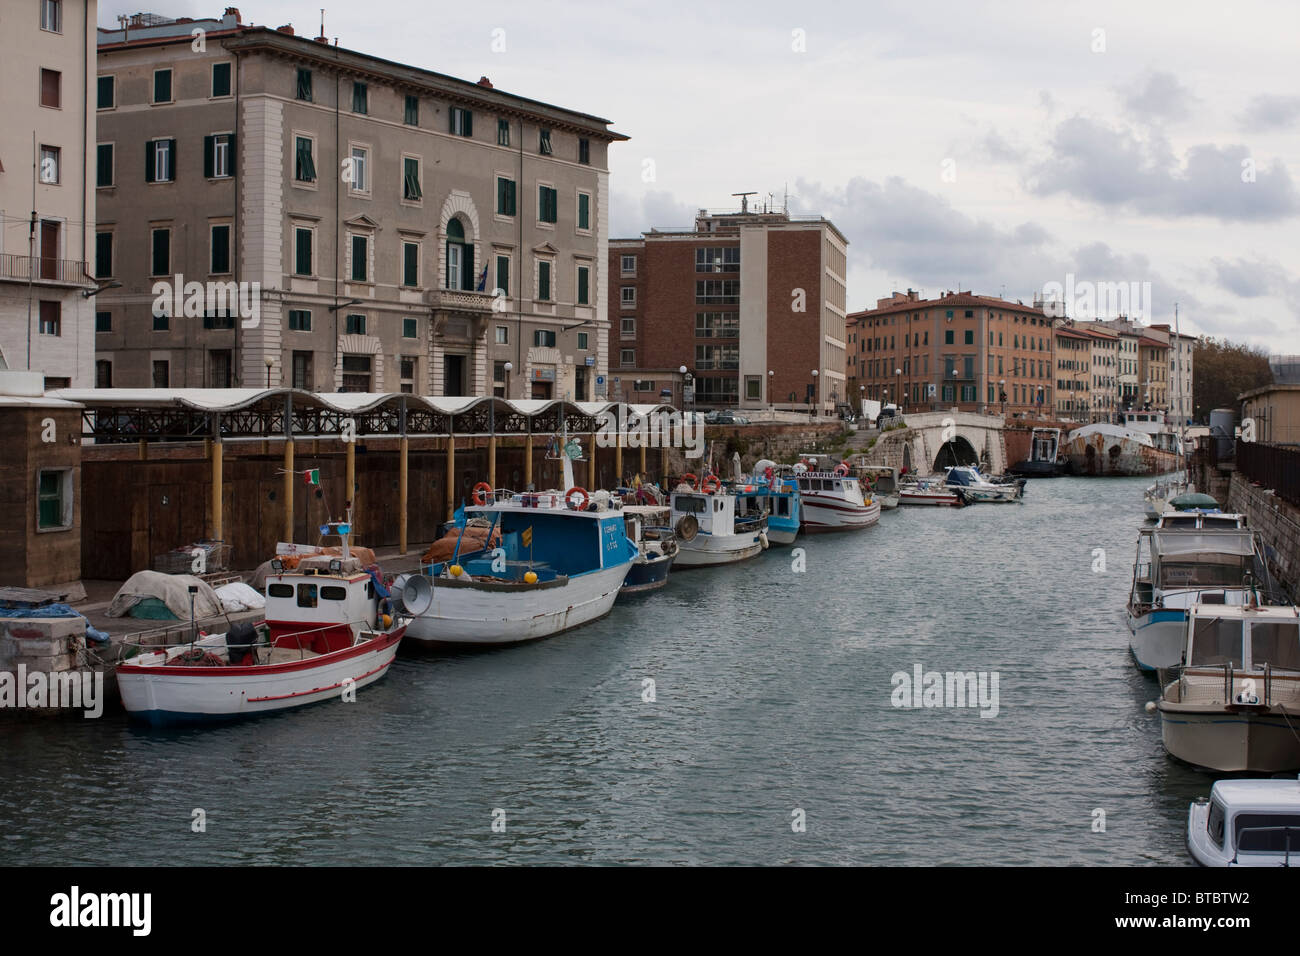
[679,364,687,409]
[999,378,1006,417]
[895,367,902,411]
[504,360,513,399]
[810,369,819,418]
[683,371,694,418]
[264,354,274,388]
[858,384,865,420]
[767,369,774,414]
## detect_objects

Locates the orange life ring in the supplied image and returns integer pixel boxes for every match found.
[833,463,850,477]
[701,475,721,494]
[681,473,698,488]
[565,486,590,511]
[472,481,493,506]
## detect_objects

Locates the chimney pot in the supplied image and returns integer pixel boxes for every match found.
[276,23,294,34]
[477,76,493,88]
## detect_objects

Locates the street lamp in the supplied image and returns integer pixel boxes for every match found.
[679,364,687,410]
[767,369,774,413]
[504,361,513,399]
[894,367,902,411]
[264,354,274,388]
[999,378,1007,417]
[810,369,819,418]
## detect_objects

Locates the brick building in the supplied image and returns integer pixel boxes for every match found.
[847,290,1055,417]
[607,202,848,411]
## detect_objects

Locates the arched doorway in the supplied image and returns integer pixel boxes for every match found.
[934,435,978,470]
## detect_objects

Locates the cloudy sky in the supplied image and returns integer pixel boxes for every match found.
[109,1,1300,350]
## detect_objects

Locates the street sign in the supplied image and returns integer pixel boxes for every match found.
[585,356,595,367]
[683,386,695,403]
[596,375,605,385]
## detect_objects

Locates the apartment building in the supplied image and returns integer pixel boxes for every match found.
[1084,325,1118,422]
[94,9,627,397]
[1053,323,1091,420]
[1137,330,1171,411]
[608,201,848,411]
[0,0,98,388]
[1152,324,1195,423]
[848,290,1055,418]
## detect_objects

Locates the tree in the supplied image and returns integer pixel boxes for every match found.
[1192,337,1273,420]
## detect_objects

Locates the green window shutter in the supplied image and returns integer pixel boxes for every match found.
[296,230,312,275]
[539,262,550,300]
[403,318,417,338]
[496,256,509,295]
[97,75,113,110]
[203,135,215,178]
[212,226,230,273]
[96,144,112,187]
[296,68,312,101]
[296,139,317,182]
[578,267,589,305]
[465,110,473,137]
[449,109,457,134]
[404,158,422,200]
[212,62,231,97]
[463,244,475,291]
[152,230,169,276]
[167,139,176,180]
[95,233,112,278]
[404,95,418,125]
[497,178,506,214]
[351,236,367,281]
[578,193,589,229]
[145,141,155,183]
[403,243,418,286]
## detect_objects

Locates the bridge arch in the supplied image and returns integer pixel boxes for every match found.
[934,435,978,470]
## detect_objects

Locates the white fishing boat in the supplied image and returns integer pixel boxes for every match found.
[1157,602,1300,772]
[898,475,962,507]
[793,460,880,532]
[1187,778,1300,867]
[942,465,1024,504]
[116,517,405,725]
[670,473,768,567]
[399,449,637,646]
[1126,526,1275,672]
[860,465,902,510]
[620,504,677,594]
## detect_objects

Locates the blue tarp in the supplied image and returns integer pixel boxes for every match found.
[0,602,111,643]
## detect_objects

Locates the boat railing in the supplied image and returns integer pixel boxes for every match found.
[119,620,351,664]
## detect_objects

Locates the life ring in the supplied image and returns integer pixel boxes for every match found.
[833,463,850,477]
[565,486,590,511]
[681,473,698,489]
[472,481,493,506]
[701,475,721,494]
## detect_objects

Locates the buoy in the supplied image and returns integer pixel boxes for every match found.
[759,531,769,550]
[834,462,850,477]
[1144,701,1157,714]
[381,613,392,628]
[565,486,590,510]
[701,474,721,493]
[450,564,463,577]
[524,570,538,584]
[472,481,493,506]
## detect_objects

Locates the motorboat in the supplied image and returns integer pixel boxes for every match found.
[670,473,768,567]
[1187,778,1300,867]
[943,465,1024,504]
[1126,526,1278,671]
[898,475,963,507]
[1157,602,1300,772]
[116,516,405,724]
[619,504,677,595]
[1155,508,1247,530]
[792,459,881,532]
[1009,428,1069,477]
[860,465,902,510]
[1143,476,1192,520]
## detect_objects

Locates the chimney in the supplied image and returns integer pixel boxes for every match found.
[314,34,329,43]
[477,76,494,88]
[224,7,241,20]
[276,23,294,34]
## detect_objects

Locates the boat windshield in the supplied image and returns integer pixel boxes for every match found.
[1235,814,1300,853]
[675,495,707,514]
[1249,621,1300,671]
[1189,617,1242,667]
[1158,558,1248,588]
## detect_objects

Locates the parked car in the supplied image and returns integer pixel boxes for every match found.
[705,411,751,425]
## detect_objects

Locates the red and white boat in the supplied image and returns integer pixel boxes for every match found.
[898,475,963,507]
[116,518,404,725]
[793,461,881,532]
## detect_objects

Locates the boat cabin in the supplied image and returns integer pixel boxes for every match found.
[794,472,865,502]
[1180,604,1300,673]
[1191,779,1300,866]
[265,554,386,655]
[671,490,757,538]
[1131,529,1264,610]
[1156,510,1247,530]
[1029,428,1060,462]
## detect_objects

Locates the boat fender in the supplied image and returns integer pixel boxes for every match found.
[524,570,538,584]
[759,530,769,550]
[472,482,494,506]
[565,486,590,511]
[701,474,721,494]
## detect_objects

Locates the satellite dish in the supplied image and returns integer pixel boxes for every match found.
[399,574,435,616]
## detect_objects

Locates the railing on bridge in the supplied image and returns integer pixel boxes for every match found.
[1237,441,1300,508]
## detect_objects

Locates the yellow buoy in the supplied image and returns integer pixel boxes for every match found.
[524,571,538,584]
[382,613,392,628]
[450,564,463,577]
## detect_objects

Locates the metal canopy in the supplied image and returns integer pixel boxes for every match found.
[47,389,678,443]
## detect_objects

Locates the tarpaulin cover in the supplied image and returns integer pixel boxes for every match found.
[107,571,224,620]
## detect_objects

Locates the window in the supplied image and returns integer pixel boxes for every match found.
[40,0,62,33]
[296,68,312,101]
[95,232,112,278]
[152,360,169,388]
[695,280,739,304]
[495,255,509,296]
[95,311,111,333]
[209,349,233,388]
[151,228,170,276]
[964,330,974,345]
[944,330,954,345]
[39,146,60,184]
[400,357,416,394]
[579,138,590,165]
[403,156,422,201]
[153,308,170,331]
[292,351,312,389]
[96,143,113,187]
[621,255,636,275]
[146,139,175,183]
[294,136,316,182]
[404,94,419,125]
[402,241,419,287]
[403,317,417,339]
[496,177,516,216]
[211,62,232,98]
[349,146,368,193]
[288,309,312,332]
[205,133,233,178]
[621,317,636,337]
[352,81,368,114]
[577,332,588,350]
[210,224,231,274]
[97,75,114,110]
[533,329,556,348]
[493,361,507,396]
[620,349,635,367]
[537,260,552,300]
[539,129,553,155]
[497,118,510,146]
[696,247,740,272]
[350,235,369,282]
[621,287,636,308]
[294,228,313,276]
[694,344,739,370]
[695,313,739,338]
[746,376,762,401]
[95,360,112,388]
[577,265,590,305]
[40,69,61,108]
[445,219,474,291]
[345,314,366,335]
[577,192,590,231]
[38,301,60,336]
[450,107,472,136]
[538,185,558,223]
[37,470,70,530]
[153,69,172,104]
[495,326,508,345]
[296,583,318,608]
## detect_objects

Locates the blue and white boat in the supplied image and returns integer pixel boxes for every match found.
[749,459,801,544]
[399,453,637,646]
[1126,526,1278,671]
[619,505,676,595]
[943,465,1023,504]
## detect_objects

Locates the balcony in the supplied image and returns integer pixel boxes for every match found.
[0,254,94,288]
[426,288,495,314]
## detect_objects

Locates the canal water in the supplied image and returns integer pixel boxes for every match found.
[2,476,1217,865]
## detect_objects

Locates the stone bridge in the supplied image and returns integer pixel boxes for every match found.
[860,410,1007,476]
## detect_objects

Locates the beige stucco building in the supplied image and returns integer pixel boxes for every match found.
[93,10,627,398]
[1240,384,1300,446]
[0,0,98,387]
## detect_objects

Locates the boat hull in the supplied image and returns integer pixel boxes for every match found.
[674,531,764,567]
[766,524,799,545]
[620,552,674,595]
[800,496,881,532]
[899,489,961,506]
[116,628,404,725]
[1160,704,1300,772]
[404,561,630,645]
[1063,433,1183,476]
[1126,609,1186,672]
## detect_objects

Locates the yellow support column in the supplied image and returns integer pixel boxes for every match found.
[639,444,646,479]
[445,434,456,517]
[210,439,223,542]
[399,437,409,555]
[345,439,356,508]
[283,438,295,542]
[488,433,497,490]
[615,427,623,484]
[525,433,533,490]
